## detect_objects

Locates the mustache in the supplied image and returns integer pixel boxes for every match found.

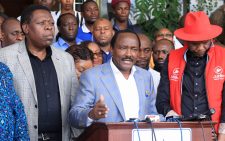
[121,57,133,62]
[157,57,164,61]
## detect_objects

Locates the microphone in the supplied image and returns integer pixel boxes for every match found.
[145,116,157,141]
[131,118,141,141]
[181,108,215,121]
[194,109,217,141]
[126,118,140,122]
[198,108,215,120]
[145,115,160,122]
[166,115,182,122]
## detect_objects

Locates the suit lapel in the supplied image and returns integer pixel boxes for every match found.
[100,62,126,121]
[134,68,145,118]
[17,41,38,102]
[51,47,65,106]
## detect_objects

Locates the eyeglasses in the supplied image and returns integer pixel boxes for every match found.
[93,51,102,57]
[156,33,173,38]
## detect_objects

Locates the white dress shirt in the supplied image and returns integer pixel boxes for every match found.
[148,68,161,94]
[110,59,139,120]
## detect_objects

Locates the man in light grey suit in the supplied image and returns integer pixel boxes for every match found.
[69,29,158,129]
[0,5,78,141]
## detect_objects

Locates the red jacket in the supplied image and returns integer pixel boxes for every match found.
[168,45,225,132]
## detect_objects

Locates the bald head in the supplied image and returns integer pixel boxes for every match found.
[136,33,152,69]
[1,18,24,47]
[153,39,174,72]
[154,39,174,50]
[93,18,113,30]
[93,18,114,50]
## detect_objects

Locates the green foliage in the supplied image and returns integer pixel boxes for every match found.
[135,0,181,39]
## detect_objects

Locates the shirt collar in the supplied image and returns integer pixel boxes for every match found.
[27,46,52,60]
[102,50,110,55]
[57,37,70,47]
[25,38,52,60]
[81,24,91,33]
[110,58,136,77]
[112,18,133,31]
[183,45,214,62]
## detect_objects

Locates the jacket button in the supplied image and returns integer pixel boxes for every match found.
[34,125,37,129]
[35,105,37,108]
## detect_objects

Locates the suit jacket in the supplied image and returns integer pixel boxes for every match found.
[0,41,78,141]
[69,61,158,128]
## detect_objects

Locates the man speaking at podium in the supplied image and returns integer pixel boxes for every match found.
[69,29,158,130]
[156,11,225,140]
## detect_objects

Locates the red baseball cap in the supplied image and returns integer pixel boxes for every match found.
[111,0,131,9]
[174,11,222,41]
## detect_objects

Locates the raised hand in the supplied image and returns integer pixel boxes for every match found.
[88,95,109,120]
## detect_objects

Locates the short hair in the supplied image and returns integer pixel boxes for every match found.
[20,5,50,25]
[1,17,19,31]
[57,13,77,27]
[137,33,153,49]
[81,0,98,12]
[153,39,175,50]
[154,28,173,39]
[66,44,94,62]
[110,29,140,49]
[80,41,103,56]
[79,40,93,48]
[55,13,77,41]
[93,18,112,29]
[0,13,8,21]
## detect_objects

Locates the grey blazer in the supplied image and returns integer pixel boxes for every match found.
[0,41,78,141]
[69,61,158,128]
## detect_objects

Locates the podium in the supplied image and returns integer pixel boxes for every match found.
[77,122,215,141]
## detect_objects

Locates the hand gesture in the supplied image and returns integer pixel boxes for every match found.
[88,95,109,120]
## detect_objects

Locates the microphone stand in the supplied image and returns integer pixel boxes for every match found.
[145,117,157,141]
[181,108,218,141]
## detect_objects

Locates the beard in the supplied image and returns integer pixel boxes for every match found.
[85,19,96,25]
[154,62,164,72]
[64,36,76,42]
[96,40,110,47]
[136,60,150,70]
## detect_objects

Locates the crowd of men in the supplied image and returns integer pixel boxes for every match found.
[0,0,225,141]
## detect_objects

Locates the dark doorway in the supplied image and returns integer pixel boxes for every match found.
[0,0,32,17]
[0,0,59,18]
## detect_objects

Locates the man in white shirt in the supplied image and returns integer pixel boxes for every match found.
[136,33,160,93]
[69,29,158,128]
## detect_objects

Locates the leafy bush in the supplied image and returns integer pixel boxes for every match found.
[135,0,181,39]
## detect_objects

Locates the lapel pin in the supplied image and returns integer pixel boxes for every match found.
[145,90,151,97]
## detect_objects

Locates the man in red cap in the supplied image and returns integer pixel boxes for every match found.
[111,0,141,33]
[156,11,225,140]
